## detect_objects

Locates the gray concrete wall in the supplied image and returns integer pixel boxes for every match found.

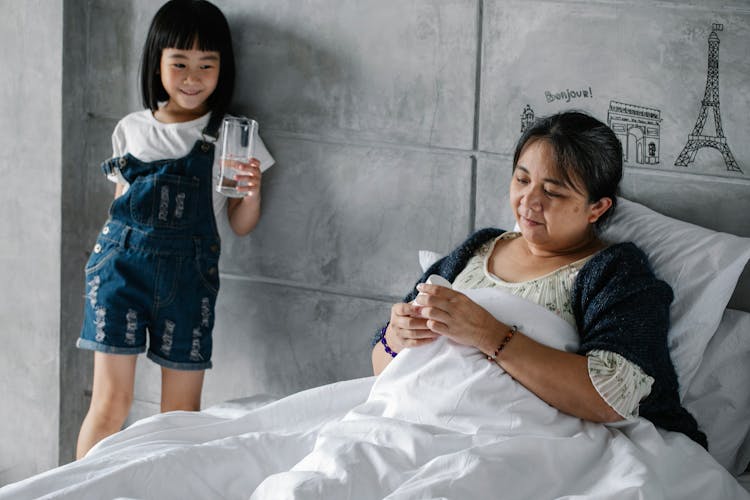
[0,1,62,486]
[3,0,749,484]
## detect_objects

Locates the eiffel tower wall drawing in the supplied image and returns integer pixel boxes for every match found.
[675,23,741,173]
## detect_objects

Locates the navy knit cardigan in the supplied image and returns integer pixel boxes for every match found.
[375,228,707,448]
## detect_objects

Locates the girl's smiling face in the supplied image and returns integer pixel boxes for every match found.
[510,139,611,254]
[158,44,220,120]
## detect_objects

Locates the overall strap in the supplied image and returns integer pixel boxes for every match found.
[201,112,224,143]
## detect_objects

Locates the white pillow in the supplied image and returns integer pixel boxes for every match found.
[600,197,750,398]
[683,308,750,475]
[418,250,443,273]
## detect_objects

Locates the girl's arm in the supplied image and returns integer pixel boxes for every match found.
[226,158,262,236]
[227,195,261,236]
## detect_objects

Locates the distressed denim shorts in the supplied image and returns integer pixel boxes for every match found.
[77,220,220,370]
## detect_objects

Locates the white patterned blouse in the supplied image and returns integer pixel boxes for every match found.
[451,232,654,419]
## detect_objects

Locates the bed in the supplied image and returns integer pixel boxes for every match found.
[1,197,749,500]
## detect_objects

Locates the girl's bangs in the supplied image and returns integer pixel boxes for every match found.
[161,19,223,52]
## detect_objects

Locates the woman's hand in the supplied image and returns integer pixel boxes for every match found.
[413,283,504,352]
[387,301,439,349]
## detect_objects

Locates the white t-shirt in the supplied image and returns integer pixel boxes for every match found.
[109,109,275,216]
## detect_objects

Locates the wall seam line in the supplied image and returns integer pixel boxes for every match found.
[218,272,402,304]
[469,0,485,234]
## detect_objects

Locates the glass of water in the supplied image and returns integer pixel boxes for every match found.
[216,116,258,198]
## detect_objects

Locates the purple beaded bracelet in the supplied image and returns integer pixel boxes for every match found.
[379,325,398,358]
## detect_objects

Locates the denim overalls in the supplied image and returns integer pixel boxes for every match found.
[77,117,223,370]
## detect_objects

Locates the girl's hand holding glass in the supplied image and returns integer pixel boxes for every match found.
[231,157,262,197]
[217,116,259,197]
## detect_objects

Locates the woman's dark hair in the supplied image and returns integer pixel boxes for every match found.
[140,0,235,118]
[512,110,623,230]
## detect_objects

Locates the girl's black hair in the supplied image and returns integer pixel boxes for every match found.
[512,110,623,230]
[140,0,235,118]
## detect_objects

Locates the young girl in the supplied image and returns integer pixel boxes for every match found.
[75,0,274,459]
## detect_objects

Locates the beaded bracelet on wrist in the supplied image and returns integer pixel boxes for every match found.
[379,324,398,358]
[487,325,518,362]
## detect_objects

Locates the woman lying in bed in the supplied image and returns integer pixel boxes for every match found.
[372,110,706,447]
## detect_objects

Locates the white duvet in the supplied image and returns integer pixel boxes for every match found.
[2,288,747,500]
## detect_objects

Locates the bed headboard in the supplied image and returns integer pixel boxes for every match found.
[731,267,750,313]
[616,171,750,314]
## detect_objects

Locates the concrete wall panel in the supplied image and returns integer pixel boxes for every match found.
[475,156,515,231]
[0,0,62,486]
[219,137,474,296]
[226,0,478,149]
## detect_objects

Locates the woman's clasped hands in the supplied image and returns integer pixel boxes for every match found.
[387,283,504,353]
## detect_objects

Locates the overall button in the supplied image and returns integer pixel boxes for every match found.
[93,243,102,254]
[201,143,210,152]
[208,267,217,275]
[118,157,127,167]
[102,226,110,235]
[210,244,219,253]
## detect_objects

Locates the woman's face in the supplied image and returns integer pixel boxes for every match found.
[510,139,610,253]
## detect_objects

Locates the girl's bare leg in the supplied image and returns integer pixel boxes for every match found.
[76,352,137,459]
[160,366,204,412]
